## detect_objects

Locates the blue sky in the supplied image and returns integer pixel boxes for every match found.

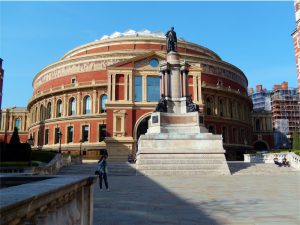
[0,1,297,108]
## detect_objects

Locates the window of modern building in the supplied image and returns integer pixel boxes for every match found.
[82,125,89,142]
[99,124,106,142]
[69,97,76,116]
[46,102,51,119]
[83,96,91,114]
[100,95,108,113]
[56,100,62,117]
[54,127,61,144]
[67,126,73,143]
[147,76,160,102]
[15,118,21,130]
[134,76,142,102]
[206,98,212,115]
[45,129,49,145]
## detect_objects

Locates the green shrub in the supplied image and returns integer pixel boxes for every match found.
[292,132,300,150]
[31,151,56,163]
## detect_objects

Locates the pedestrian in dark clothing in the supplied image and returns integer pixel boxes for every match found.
[98,155,109,191]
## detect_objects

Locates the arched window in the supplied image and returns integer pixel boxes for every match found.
[206,97,212,115]
[69,97,76,116]
[39,105,45,121]
[256,119,261,131]
[15,118,21,130]
[100,95,108,113]
[35,107,38,122]
[219,98,224,117]
[83,96,91,114]
[56,100,62,117]
[46,102,51,119]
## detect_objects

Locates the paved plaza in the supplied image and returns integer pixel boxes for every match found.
[93,172,300,225]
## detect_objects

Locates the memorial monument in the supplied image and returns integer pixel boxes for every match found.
[136,27,231,175]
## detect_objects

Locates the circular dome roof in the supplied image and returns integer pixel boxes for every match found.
[99,29,168,40]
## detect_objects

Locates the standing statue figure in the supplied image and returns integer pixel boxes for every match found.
[165,27,177,53]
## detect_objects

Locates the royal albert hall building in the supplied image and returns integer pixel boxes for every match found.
[25,30,253,160]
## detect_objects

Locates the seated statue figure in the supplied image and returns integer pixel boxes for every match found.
[186,95,199,112]
[154,94,167,112]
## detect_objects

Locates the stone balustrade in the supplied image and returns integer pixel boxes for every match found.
[0,175,97,225]
[244,152,300,170]
[32,154,71,175]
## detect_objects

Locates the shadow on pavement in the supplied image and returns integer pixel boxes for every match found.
[93,163,222,225]
[227,161,253,175]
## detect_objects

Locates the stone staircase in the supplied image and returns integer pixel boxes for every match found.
[57,161,299,176]
[228,162,299,175]
[136,154,230,175]
[57,162,136,176]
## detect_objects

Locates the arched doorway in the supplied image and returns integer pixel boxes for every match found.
[134,115,151,153]
[253,141,269,151]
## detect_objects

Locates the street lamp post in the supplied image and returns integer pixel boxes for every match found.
[79,139,83,156]
[58,131,62,154]
[27,135,34,167]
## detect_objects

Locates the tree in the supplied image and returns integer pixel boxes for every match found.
[292,132,300,150]
[9,127,21,145]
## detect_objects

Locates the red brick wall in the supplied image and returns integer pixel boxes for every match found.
[115,74,124,100]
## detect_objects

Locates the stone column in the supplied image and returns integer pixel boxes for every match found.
[112,74,116,101]
[77,92,81,115]
[9,113,13,131]
[92,90,97,114]
[124,74,128,101]
[214,96,218,116]
[182,71,187,97]
[108,74,112,101]
[164,71,169,97]
[160,71,164,96]
[63,94,67,117]
[142,76,147,102]
[197,74,202,103]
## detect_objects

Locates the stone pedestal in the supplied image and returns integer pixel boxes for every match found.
[136,51,230,176]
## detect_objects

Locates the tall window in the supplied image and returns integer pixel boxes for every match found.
[69,97,76,116]
[83,96,91,114]
[233,128,238,143]
[67,126,73,143]
[35,107,38,122]
[256,119,261,131]
[46,102,51,119]
[206,98,212,115]
[15,118,21,130]
[222,127,227,143]
[82,125,89,142]
[100,95,108,113]
[99,124,106,142]
[219,99,224,117]
[40,105,45,121]
[56,100,62,117]
[147,76,160,102]
[134,76,142,102]
[229,101,233,118]
[45,129,49,145]
[54,127,61,144]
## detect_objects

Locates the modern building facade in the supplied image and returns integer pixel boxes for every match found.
[249,85,274,150]
[271,82,300,149]
[292,0,300,93]
[0,30,253,160]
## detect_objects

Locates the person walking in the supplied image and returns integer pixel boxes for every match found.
[98,155,109,191]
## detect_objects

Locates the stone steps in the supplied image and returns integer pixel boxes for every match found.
[137,164,228,170]
[138,169,228,176]
[228,162,299,175]
[58,162,136,176]
[136,159,225,164]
